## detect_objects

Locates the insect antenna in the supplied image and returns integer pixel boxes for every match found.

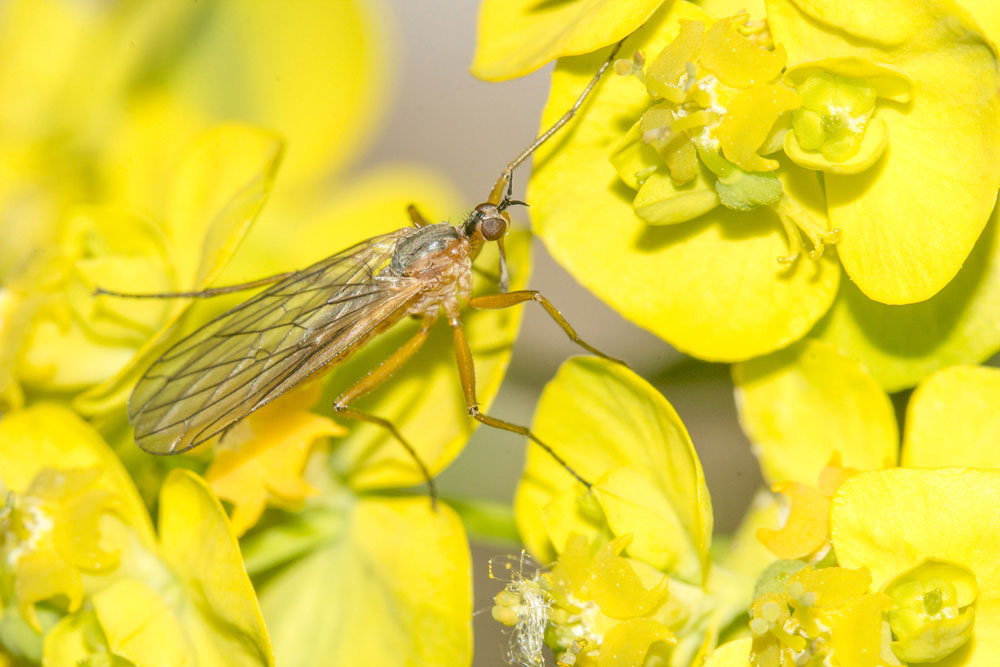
[486,39,625,206]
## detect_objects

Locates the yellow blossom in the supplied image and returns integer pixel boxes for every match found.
[832,469,1000,665]
[205,382,346,537]
[523,0,1000,369]
[0,404,272,665]
[724,353,1000,665]
[489,534,676,667]
[511,357,760,665]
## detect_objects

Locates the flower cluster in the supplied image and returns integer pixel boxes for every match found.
[472,3,1000,664]
[4,0,1000,665]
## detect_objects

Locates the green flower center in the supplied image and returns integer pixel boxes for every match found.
[792,72,876,163]
[884,560,978,663]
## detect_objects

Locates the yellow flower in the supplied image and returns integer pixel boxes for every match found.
[204,382,346,537]
[524,0,1000,368]
[724,351,1000,665]
[747,564,896,667]
[832,469,1000,665]
[510,356,757,665]
[0,404,272,665]
[529,3,839,362]
[491,534,676,667]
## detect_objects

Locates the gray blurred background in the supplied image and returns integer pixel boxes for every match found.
[360,1,762,664]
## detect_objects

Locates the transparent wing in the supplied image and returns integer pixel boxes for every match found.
[129,230,422,454]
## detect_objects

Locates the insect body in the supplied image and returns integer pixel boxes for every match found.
[98,43,625,499]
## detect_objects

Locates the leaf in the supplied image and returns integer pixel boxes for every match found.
[248,497,471,667]
[733,339,898,485]
[516,356,713,584]
[157,470,274,666]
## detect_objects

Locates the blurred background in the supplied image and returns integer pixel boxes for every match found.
[360,1,762,663]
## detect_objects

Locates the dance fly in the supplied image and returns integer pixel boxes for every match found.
[97,43,625,500]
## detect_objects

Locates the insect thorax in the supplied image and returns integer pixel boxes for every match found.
[388,223,462,276]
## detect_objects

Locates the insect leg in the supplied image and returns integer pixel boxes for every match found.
[94,271,296,299]
[333,319,438,504]
[468,291,626,365]
[448,314,591,489]
[407,204,429,228]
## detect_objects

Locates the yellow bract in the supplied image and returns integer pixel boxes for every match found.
[902,365,1000,468]
[248,498,472,666]
[768,0,1000,304]
[530,2,840,361]
[815,209,1000,392]
[516,357,712,584]
[832,468,1000,666]
[471,0,668,81]
[0,405,272,665]
[205,382,345,537]
[732,339,898,485]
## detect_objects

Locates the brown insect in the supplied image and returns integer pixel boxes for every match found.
[97,43,624,500]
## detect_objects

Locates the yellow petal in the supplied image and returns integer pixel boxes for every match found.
[74,125,284,417]
[703,638,752,667]
[733,339,898,484]
[815,209,1000,392]
[248,497,471,666]
[0,404,154,546]
[91,579,195,666]
[768,0,1000,304]
[515,357,712,583]
[756,482,830,559]
[531,18,839,359]
[157,469,274,666]
[961,0,1000,42]
[597,617,676,667]
[716,84,801,172]
[903,365,1000,468]
[164,125,285,290]
[596,466,703,574]
[470,0,668,81]
[832,468,1000,594]
[206,383,345,536]
[832,468,1000,665]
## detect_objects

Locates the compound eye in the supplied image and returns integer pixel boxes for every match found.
[481,216,506,241]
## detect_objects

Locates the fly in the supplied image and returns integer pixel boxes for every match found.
[96,42,625,502]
